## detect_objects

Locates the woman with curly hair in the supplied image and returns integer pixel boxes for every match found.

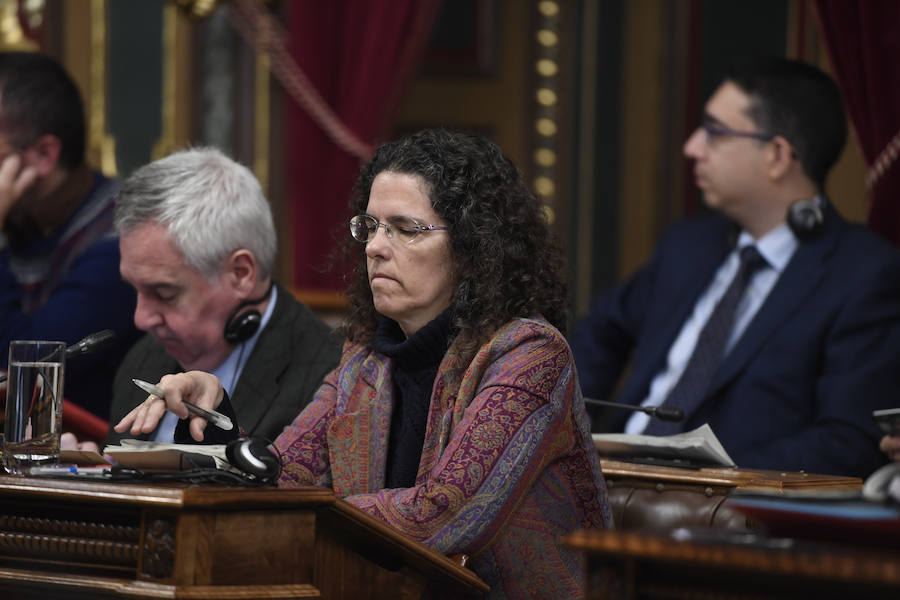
[117,129,612,599]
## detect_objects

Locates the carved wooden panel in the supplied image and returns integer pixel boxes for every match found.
[140,513,176,580]
[0,498,140,573]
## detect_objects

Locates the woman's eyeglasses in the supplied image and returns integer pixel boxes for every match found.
[349,214,448,244]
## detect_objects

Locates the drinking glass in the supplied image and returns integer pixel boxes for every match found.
[4,340,66,474]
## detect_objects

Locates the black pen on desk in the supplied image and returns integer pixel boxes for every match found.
[131,378,234,431]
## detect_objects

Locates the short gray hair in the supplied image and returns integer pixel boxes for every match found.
[114,147,277,280]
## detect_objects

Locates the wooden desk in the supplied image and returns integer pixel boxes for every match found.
[563,528,900,599]
[0,475,488,599]
[600,458,863,493]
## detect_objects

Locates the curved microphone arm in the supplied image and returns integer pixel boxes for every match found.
[0,329,117,384]
[584,397,684,422]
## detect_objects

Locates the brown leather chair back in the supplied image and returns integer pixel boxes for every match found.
[607,480,751,531]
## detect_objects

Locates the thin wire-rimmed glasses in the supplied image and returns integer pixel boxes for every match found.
[349,214,448,244]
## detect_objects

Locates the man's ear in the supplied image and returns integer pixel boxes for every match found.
[764,135,796,180]
[223,249,258,296]
[23,134,63,176]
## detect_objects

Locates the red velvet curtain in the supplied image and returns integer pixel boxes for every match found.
[284,1,439,292]
[815,0,900,244]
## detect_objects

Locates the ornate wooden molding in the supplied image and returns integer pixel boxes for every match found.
[140,515,176,579]
[0,513,139,540]
[0,531,138,565]
[0,512,139,566]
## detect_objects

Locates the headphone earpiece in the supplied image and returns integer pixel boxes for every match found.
[225,437,281,484]
[787,200,825,240]
[223,281,274,344]
[224,308,262,344]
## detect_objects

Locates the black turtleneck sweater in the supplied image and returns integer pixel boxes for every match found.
[374,309,453,489]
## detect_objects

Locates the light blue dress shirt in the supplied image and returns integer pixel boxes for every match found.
[153,286,279,442]
[625,225,799,434]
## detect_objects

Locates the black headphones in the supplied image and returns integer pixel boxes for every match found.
[225,437,282,485]
[786,199,825,240]
[223,281,274,344]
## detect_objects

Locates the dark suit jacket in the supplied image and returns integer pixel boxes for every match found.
[105,282,343,445]
[571,204,900,477]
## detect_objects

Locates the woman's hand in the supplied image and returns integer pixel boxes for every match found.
[880,435,900,462]
[113,371,224,442]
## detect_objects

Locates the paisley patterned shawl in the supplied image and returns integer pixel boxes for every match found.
[274,316,613,599]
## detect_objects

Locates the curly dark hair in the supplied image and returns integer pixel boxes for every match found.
[341,129,567,347]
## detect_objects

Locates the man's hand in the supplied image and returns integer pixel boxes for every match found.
[0,154,38,229]
[114,371,225,442]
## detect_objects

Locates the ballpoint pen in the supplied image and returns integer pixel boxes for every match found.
[131,378,234,431]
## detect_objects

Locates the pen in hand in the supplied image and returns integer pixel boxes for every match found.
[131,378,234,431]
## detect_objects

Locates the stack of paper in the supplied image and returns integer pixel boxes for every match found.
[103,439,231,470]
[592,423,735,467]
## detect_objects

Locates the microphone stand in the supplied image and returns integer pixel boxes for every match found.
[584,397,684,423]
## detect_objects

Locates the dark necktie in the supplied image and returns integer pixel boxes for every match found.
[644,245,767,436]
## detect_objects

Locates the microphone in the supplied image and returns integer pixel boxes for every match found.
[584,397,684,422]
[0,329,117,383]
[65,329,116,358]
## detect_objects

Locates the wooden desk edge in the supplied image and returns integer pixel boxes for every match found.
[0,475,337,508]
[599,458,862,491]
[0,567,321,598]
[561,528,900,586]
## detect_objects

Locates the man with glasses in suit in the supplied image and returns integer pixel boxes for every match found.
[572,57,900,478]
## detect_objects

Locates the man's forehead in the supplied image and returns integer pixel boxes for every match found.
[705,81,753,123]
[120,224,201,285]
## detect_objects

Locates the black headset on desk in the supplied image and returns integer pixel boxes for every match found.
[99,438,282,486]
[223,281,274,344]
[225,437,282,485]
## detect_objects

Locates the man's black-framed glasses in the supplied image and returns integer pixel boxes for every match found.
[701,118,776,144]
[349,214,448,244]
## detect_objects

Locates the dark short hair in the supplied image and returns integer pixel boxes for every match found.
[0,52,85,169]
[725,57,846,189]
[342,129,567,346]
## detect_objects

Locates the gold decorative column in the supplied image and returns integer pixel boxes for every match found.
[88,0,116,175]
[253,23,270,197]
[533,0,561,227]
[152,1,192,161]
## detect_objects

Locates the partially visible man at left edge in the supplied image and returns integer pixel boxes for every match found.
[0,51,140,419]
